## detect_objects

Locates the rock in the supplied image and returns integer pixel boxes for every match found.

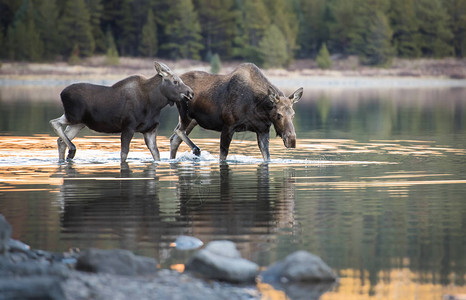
[0,276,66,300]
[173,236,204,250]
[261,251,337,283]
[76,248,158,276]
[0,214,12,254]
[204,240,241,258]
[63,268,262,300]
[8,238,31,252]
[0,257,70,278]
[185,240,258,283]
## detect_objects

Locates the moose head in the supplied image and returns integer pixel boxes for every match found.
[154,61,194,103]
[268,86,303,148]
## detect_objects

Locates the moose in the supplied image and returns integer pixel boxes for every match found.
[50,61,193,162]
[170,63,303,161]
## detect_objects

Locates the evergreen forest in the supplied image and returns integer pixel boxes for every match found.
[0,0,464,67]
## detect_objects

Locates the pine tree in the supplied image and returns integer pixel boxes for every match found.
[0,28,4,59]
[68,44,81,65]
[210,53,221,74]
[150,0,174,56]
[362,11,394,65]
[88,0,106,54]
[415,0,454,57]
[36,0,60,60]
[194,0,238,60]
[105,28,119,65]
[231,0,249,59]
[328,0,358,54]
[163,0,203,60]
[239,0,270,62]
[443,0,466,57]
[6,0,43,61]
[116,0,137,56]
[139,10,158,57]
[259,25,288,68]
[298,0,330,57]
[389,0,420,58]
[316,43,332,69]
[348,0,394,65]
[59,0,95,57]
[265,0,299,64]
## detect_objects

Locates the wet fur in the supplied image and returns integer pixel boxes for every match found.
[170,63,301,161]
[51,62,193,162]
[61,75,167,134]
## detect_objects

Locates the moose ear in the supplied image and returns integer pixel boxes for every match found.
[289,87,303,104]
[267,86,279,104]
[154,61,169,77]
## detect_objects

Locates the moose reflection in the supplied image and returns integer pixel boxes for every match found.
[172,163,296,243]
[56,162,297,259]
[170,63,303,161]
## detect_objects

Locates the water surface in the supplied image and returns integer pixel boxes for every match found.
[0,83,465,299]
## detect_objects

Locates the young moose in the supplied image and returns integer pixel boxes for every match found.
[50,62,193,162]
[170,63,303,161]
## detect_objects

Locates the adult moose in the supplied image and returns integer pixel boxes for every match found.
[50,62,193,162]
[170,63,303,161]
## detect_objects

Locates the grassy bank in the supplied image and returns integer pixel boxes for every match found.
[1,56,465,81]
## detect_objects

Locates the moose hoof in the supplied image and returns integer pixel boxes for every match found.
[67,149,76,160]
[193,147,201,157]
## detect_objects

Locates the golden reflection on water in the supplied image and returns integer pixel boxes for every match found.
[322,269,466,300]
[1,135,465,166]
[257,282,289,300]
[1,135,466,300]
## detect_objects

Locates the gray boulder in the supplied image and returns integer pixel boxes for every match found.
[186,240,258,283]
[8,239,30,252]
[0,258,70,278]
[0,276,65,300]
[261,251,337,283]
[0,214,12,254]
[173,235,204,250]
[76,248,158,276]
[204,240,241,258]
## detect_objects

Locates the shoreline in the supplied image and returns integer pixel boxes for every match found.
[0,56,466,80]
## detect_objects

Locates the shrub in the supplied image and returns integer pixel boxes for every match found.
[210,53,221,74]
[68,45,81,65]
[316,43,332,69]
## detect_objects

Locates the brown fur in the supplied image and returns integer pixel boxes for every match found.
[50,62,193,162]
[170,63,303,161]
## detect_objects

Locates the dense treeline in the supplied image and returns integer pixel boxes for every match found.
[0,0,464,66]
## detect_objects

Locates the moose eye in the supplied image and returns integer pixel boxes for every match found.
[277,114,282,120]
[173,80,179,85]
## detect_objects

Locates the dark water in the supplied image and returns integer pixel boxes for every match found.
[1,84,465,299]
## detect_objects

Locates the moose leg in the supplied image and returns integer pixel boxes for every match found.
[50,115,77,161]
[143,126,160,161]
[256,131,271,161]
[169,124,182,158]
[58,124,85,160]
[170,120,200,158]
[220,128,234,161]
[120,129,134,163]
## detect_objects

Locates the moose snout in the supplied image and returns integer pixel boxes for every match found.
[283,133,296,148]
[183,89,194,101]
[286,135,296,148]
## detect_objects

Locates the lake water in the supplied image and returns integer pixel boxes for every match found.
[0,81,465,299]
